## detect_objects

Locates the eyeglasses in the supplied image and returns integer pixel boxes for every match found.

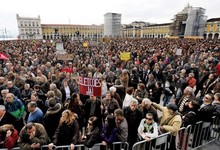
[88,122,93,126]
[146,117,153,121]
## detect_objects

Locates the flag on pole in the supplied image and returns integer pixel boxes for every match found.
[0,53,9,60]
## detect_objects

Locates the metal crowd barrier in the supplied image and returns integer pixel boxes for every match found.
[132,116,220,150]
[132,132,171,150]
[211,116,220,140]
[176,125,192,150]
[1,117,219,150]
[190,116,220,149]
[40,142,129,150]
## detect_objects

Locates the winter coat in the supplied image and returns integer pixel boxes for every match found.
[43,103,63,140]
[53,120,79,146]
[18,123,50,149]
[101,125,117,144]
[0,127,18,149]
[152,102,182,136]
[84,127,100,148]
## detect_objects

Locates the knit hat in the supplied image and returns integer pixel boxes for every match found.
[167,104,178,112]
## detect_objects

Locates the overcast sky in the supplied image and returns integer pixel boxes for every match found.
[0,0,219,37]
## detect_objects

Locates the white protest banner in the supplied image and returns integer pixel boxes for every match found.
[176,49,182,55]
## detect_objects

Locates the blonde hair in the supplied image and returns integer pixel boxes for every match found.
[59,109,76,126]
[46,91,55,98]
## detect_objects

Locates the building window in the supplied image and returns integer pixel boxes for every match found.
[29,22,31,26]
[33,22,35,26]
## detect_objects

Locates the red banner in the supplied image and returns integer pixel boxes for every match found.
[79,77,102,96]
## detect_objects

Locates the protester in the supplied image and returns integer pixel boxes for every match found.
[0,37,219,149]
[138,98,159,123]
[138,113,158,140]
[81,116,100,148]
[27,101,44,123]
[84,95,102,130]
[48,110,79,149]
[123,100,142,149]
[100,115,117,149]
[151,102,182,150]
[5,93,25,131]
[114,109,128,143]
[18,122,50,149]
[0,124,19,149]
[0,105,16,127]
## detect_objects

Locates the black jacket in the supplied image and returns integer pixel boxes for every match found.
[53,120,79,145]
[0,112,16,127]
[123,106,143,136]
[43,103,63,140]
[197,104,214,122]
[84,98,102,129]
[84,127,100,148]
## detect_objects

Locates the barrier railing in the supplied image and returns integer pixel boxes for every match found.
[132,116,220,150]
[40,142,128,150]
[176,125,192,150]
[0,117,219,150]
[132,132,171,150]
[211,116,220,140]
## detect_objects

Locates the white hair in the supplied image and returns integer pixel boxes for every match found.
[0,105,6,111]
[142,98,152,105]
[109,86,116,92]
[1,89,9,94]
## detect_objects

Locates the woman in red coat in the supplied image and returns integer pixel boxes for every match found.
[0,124,19,149]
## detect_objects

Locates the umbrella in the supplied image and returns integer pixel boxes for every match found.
[0,53,9,60]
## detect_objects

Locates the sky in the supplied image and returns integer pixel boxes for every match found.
[0,0,219,37]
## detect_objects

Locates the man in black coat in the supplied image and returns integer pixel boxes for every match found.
[0,105,16,127]
[123,99,142,150]
[6,81,22,99]
[194,68,210,96]
[193,93,214,147]
[84,95,102,130]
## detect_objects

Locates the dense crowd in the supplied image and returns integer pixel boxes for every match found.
[0,38,219,150]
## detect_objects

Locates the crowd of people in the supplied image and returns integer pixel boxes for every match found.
[0,38,219,150]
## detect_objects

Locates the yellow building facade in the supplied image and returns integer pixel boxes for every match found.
[41,24,103,40]
[121,23,171,38]
[203,18,220,39]
[142,23,171,38]
[121,26,142,37]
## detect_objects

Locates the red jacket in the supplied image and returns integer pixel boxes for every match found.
[216,64,220,76]
[3,129,19,149]
[61,67,73,73]
[188,77,197,88]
